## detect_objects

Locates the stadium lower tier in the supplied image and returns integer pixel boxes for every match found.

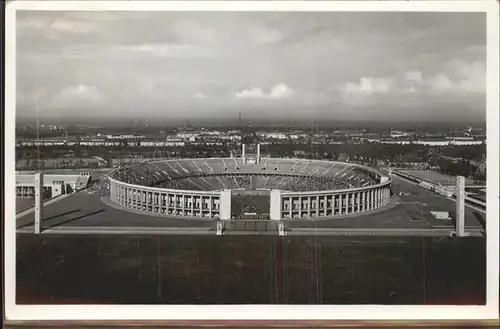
[277,188,391,219]
[154,173,361,192]
[107,177,392,220]
[110,158,378,191]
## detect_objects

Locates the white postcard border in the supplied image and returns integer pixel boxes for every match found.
[4,0,499,321]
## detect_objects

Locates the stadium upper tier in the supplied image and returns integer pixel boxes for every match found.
[110,158,380,192]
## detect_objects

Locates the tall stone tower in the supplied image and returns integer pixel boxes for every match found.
[34,173,44,234]
[456,175,466,237]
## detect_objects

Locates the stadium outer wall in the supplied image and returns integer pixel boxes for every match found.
[107,159,392,221]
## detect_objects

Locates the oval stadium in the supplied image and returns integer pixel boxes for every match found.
[105,144,392,221]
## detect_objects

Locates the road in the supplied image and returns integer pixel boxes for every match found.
[287,227,484,237]
[17,226,214,235]
[16,225,484,237]
[392,172,486,214]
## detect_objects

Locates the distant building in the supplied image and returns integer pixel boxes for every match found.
[106,134,122,140]
[105,134,144,140]
[293,150,306,156]
[16,173,91,199]
[390,130,409,138]
[431,211,450,221]
[445,136,474,141]
[289,133,307,140]
[177,132,200,140]
[165,136,186,147]
[257,132,287,140]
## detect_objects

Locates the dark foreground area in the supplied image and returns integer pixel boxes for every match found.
[16,235,485,305]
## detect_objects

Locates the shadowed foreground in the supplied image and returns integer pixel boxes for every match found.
[16,235,485,305]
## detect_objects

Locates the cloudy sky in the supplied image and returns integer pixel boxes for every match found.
[16,11,486,122]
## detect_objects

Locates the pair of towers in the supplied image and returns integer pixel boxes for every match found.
[241,143,261,164]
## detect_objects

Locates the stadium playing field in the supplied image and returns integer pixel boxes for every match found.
[231,192,270,218]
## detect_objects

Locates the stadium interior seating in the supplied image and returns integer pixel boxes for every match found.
[111,158,379,192]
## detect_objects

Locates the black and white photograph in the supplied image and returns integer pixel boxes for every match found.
[4,0,499,323]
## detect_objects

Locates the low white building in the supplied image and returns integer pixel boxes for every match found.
[177,132,200,140]
[431,211,451,221]
[166,136,186,147]
[258,132,287,140]
[16,173,91,199]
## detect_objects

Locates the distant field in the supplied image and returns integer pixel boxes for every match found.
[16,158,105,170]
[16,168,112,180]
[399,170,475,186]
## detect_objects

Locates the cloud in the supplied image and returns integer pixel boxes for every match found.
[69,11,124,22]
[17,87,49,107]
[235,83,295,100]
[403,70,424,93]
[427,74,454,92]
[15,11,486,121]
[117,43,220,58]
[50,84,101,108]
[119,43,195,56]
[136,77,165,98]
[342,59,485,100]
[342,77,394,97]
[447,60,485,93]
[412,60,485,94]
[247,24,284,44]
[269,83,295,98]
[195,92,206,99]
[171,20,218,45]
[18,16,97,34]
[404,70,424,84]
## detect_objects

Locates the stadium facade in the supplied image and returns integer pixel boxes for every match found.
[107,144,392,221]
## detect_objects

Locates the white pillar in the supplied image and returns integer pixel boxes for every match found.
[299,196,303,217]
[241,144,246,160]
[278,221,286,236]
[256,144,261,163]
[456,176,466,237]
[350,193,356,214]
[380,176,389,184]
[316,195,320,217]
[270,189,282,220]
[34,173,43,234]
[216,220,223,235]
[219,189,232,220]
[209,196,213,217]
[340,194,344,215]
[307,196,311,217]
[110,179,116,202]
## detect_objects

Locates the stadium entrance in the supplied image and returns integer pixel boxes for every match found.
[231,190,270,220]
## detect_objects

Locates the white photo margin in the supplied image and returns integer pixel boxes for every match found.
[4,0,499,322]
